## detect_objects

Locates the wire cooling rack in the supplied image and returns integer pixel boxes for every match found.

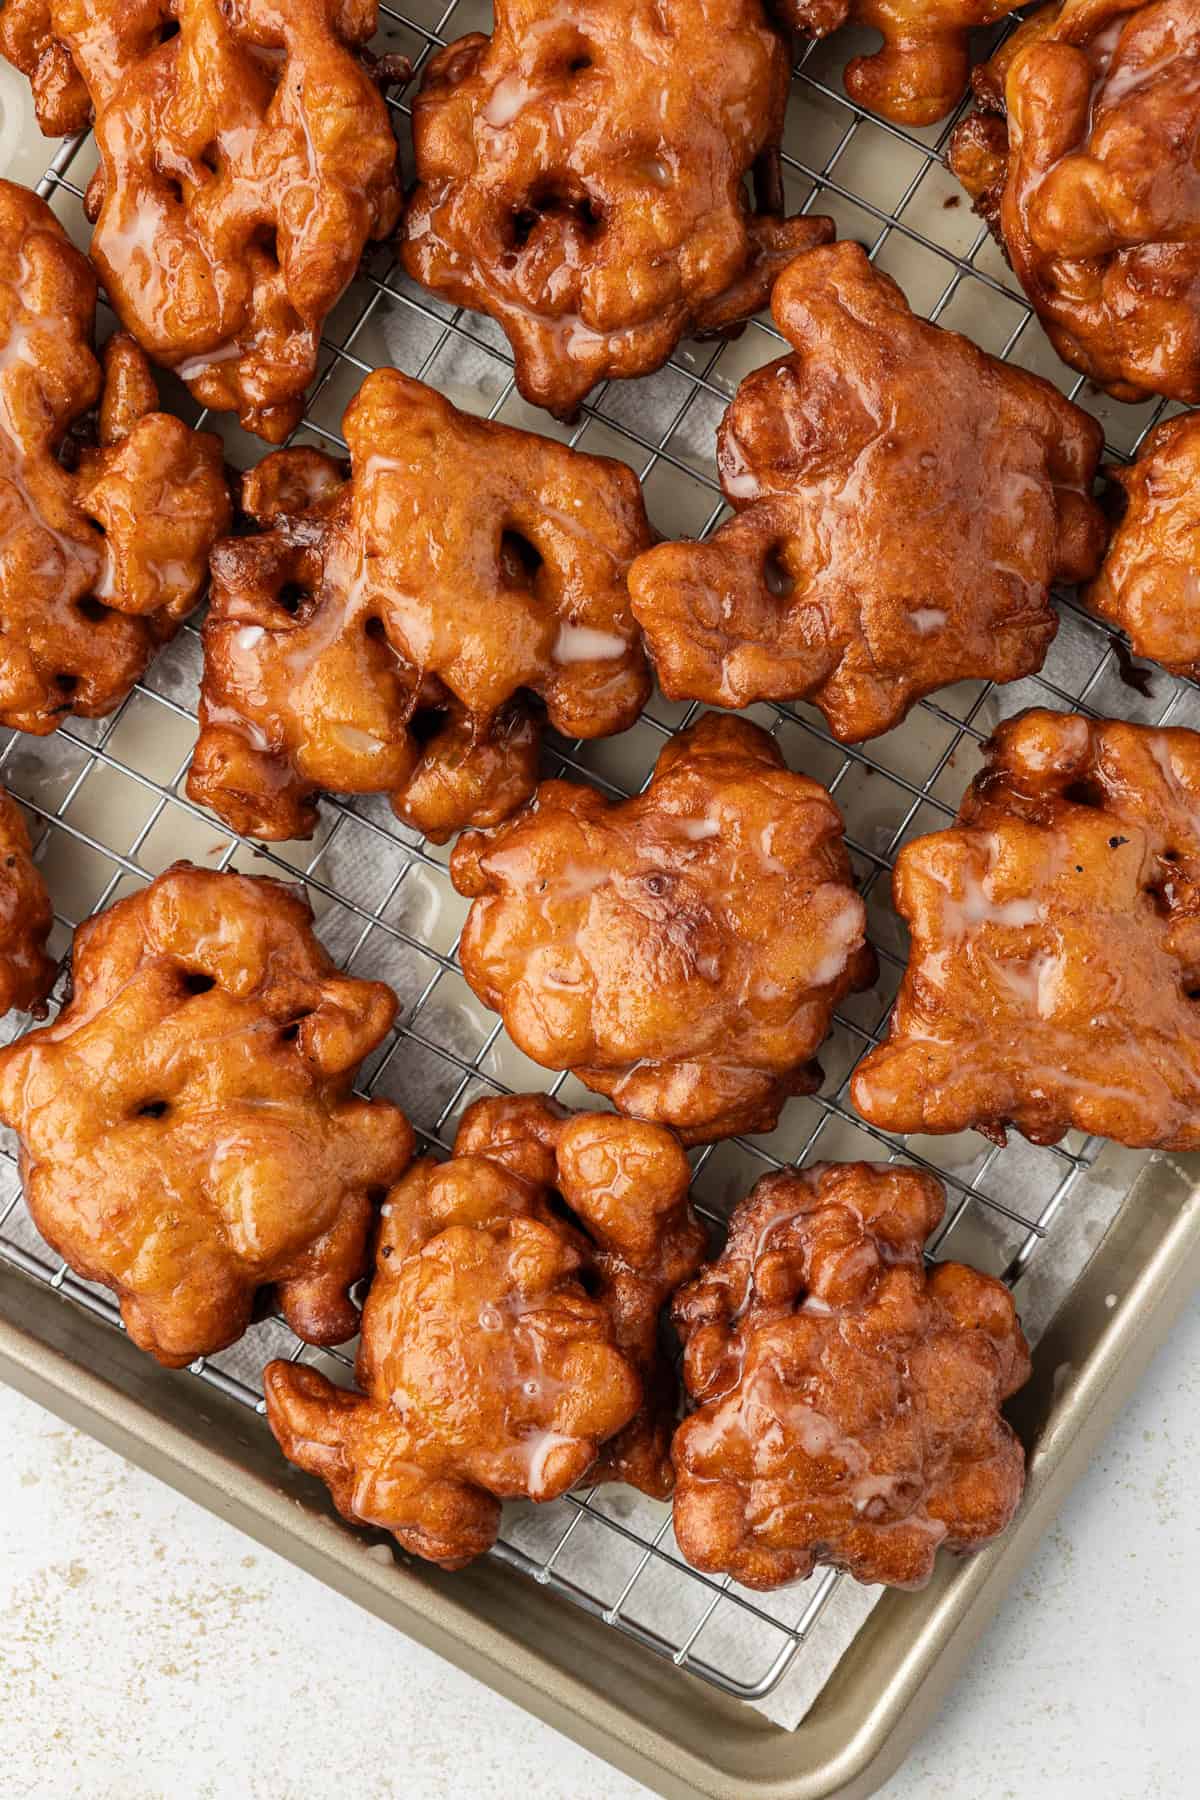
[1,3,1194,1707]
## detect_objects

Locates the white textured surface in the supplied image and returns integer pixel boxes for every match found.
[1,1291,1197,1800]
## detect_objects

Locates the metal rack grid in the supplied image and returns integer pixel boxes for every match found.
[0,3,1191,1707]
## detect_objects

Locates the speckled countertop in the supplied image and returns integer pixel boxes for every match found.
[3,1292,1198,1800]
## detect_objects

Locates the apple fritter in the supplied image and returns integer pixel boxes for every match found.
[949,0,1200,405]
[188,369,653,843]
[0,177,230,732]
[402,0,833,417]
[854,708,1200,1148]
[264,1093,706,1566]
[0,785,54,1018]
[1085,413,1200,678]
[452,713,876,1143]
[672,1161,1030,1590]
[0,863,413,1365]
[782,0,1019,126]
[629,243,1105,742]
[1,0,406,440]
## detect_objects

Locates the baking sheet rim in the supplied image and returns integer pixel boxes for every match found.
[2,1151,1197,1800]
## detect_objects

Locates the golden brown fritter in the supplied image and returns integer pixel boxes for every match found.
[1085,413,1200,677]
[402,0,834,418]
[949,0,1200,405]
[853,708,1200,1148]
[671,1162,1030,1590]
[0,786,55,1018]
[783,0,1018,125]
[452,713,876,1144]
[454,1094,707,1496]
[0,177,230,732]
[264,1092,707,1566]
[0,0,89,134]
[0,863,414,1366]
[628,243,1106,742]
[0,0,405,442]
[188,368,653,844]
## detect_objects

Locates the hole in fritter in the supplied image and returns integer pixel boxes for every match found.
[182,971,215,995]
[409,707,449,748]
[511,207,540,247]
[77,597,109,623]
[763,546,794,599]
[510,187,603,247]
[137,1100,170,1119]
[1063,778,1105,809]
[499,528,543,587]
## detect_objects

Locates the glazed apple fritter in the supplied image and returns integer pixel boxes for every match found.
[628,243,1107,742]
[188,368,653,843]
[0,0,87,136]
[671,1162,1030,1590]
[949,0,1200,405]
[402,0,834,417]
[455,1094,707,1496]
[853,708,1200,1148]
[782,0,1019,126]
[0,785,55,1018]
[451,713,876,1144]
[0,864,414,1366]
[0,0,406,441]
[1085,413,1200,678]
[0,177,230,732]
[264,1093,706,1567]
